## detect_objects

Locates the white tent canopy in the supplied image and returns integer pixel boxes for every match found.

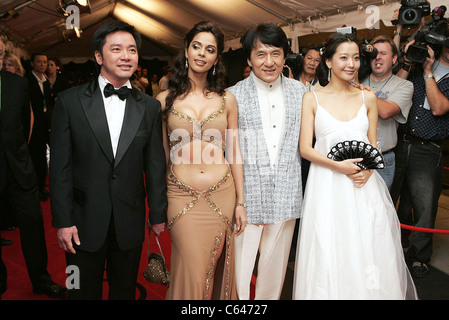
[0,0,448,64]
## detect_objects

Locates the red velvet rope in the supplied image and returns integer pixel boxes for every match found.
[401,224,449,234]
[400,167,449,234]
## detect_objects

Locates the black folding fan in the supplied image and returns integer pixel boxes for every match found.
[327,140,385,170]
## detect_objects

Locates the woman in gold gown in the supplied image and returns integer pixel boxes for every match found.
[157,21,246,300]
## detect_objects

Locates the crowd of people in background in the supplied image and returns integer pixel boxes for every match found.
[1,4,449,301]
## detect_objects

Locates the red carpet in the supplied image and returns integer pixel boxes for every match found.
[1,198,170,300]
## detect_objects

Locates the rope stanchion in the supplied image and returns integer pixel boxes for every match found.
[408,171,449,234]
[400,224,449,234]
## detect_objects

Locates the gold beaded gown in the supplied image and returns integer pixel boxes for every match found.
[165,93,238,300]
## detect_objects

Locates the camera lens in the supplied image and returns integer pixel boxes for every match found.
[407,44,428,64]
[403,9,417,22]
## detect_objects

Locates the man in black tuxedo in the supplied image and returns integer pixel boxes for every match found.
[0,39,5,299]
[50,21,167,300]
[26,52,51,201]
[0,39,67,299]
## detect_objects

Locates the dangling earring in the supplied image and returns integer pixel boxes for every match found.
[212,65,216,76]
[327,68,331,82]
[185,59,188,68]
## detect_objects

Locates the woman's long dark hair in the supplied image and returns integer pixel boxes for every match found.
[316,32,360,86]
[164,21,227,116]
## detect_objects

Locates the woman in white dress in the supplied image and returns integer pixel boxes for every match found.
[293,33,417,300]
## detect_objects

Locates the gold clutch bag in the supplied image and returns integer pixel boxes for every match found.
[143,235,170,287]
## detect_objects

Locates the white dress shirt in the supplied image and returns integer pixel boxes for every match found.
[253,75,285,166]
[98,75,132,157]
[32,70,48,112]
[32,70,46,94]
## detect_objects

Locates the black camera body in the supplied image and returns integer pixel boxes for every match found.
[406,6,448,63]
[282,38,302,78]
[406,42,430,63]
[407,30,449,63]
[359,44,379,81]
[397,0,431,28]
[283,54,302,78]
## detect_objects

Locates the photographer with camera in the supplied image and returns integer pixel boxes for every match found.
[360,35,413,190]
[392,10,449,278]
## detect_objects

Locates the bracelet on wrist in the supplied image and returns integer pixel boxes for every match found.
[236,202,246,208]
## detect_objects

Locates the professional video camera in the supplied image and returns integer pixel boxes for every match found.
[394,0,431,28]
[359,42,379,81]
[282,38,302,78]
[405,5,449,63]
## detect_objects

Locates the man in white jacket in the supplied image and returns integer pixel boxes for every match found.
[228,23,307,300]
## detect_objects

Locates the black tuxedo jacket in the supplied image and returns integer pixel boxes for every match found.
[50,79,167,252]
[49,75,70,112]
[26,72,51,137]
[0,70,36,190]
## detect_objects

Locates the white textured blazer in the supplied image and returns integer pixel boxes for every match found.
[228,73,307,224]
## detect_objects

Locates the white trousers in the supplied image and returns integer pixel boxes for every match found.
[234,219,296,300]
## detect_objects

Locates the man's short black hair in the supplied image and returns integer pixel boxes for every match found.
[241,23,289,61]
[92,20,142,57]
[31,52,47,62]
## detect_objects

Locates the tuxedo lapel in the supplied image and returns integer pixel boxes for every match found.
[243,77,270,166]
[79,80,114,165]
[1,72,5,115]
[1,71,12,114]
[114,88,144,168]
[278,76,296,163]
[243,76,263,131]
[28,72,45,100]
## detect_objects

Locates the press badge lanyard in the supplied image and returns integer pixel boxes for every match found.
[368,74,393,98]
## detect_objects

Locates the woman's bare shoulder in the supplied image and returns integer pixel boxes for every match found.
[156,90,169,111]
[362,89,377,105]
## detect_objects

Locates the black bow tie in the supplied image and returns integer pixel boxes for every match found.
[104,83,129,100]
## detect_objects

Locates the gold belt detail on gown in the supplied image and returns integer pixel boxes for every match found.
[166,163,233,231]
[166,163,234,299]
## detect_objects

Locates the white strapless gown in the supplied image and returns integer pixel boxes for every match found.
[293,91,417,300]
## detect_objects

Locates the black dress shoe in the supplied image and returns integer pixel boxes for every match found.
[410,261,430,278]
[0,238,13,246]
[33,283,68,299]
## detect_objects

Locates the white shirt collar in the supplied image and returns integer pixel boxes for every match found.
[32,70,47,83]
[97,75,130,157]
[252,73,282,92]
